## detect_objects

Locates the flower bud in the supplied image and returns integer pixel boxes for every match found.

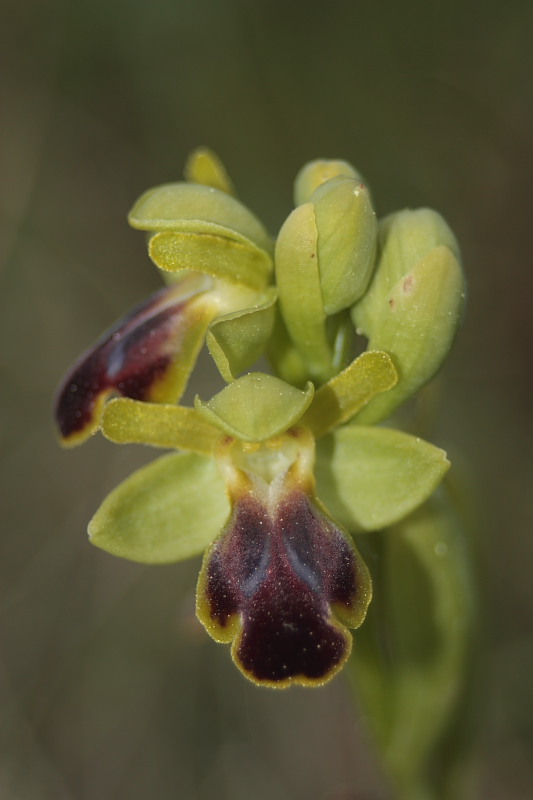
[311,176,378,313]
[294,158,363,206]
[184,147,236,195]
[352,209,466,423]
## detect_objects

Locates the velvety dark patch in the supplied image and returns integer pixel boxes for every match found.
[55,281,205,441]
[204,489,359,684]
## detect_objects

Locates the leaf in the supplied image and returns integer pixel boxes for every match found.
[315,425,449,532]
[88,452,230,564]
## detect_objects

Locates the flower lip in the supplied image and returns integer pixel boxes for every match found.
[196,444,372,688]
[55,274,213,446]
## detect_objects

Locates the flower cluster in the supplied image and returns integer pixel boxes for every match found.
[55,148,465,688]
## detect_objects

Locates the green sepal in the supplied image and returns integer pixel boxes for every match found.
[275,202,334,383]
[101,398,221,454]
[206,288,277,382]
[347,484,478,800]
[128,182,272,253]
[352,209,465,423]
[195,373,314,442]
[184,147,236,195]
[293,158,363,206]
[148,231,272,290]
[301,351,398,439]
[311,176,377,313]
[315,425,449,532]
[88,452,230,564]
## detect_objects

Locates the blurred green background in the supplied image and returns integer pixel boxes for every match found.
[2,0,532,797]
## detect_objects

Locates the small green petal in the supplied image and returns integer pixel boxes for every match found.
[302,351,398,439]
[195,373,314,442]
[184,147,236,195]
[206,288,277,382]
[312,176,377,313]
[88,452,230,564]
[128,182,272,253]
[101,398,221,454]
[354,244,465,423]
[315,425,450,532]
[293,158,363,206]
[149,231,272,290]
[275,203,334,382]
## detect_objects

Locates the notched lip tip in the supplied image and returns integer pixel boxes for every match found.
[235,653,350,690]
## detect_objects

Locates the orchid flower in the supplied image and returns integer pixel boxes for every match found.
[55,149,465,688]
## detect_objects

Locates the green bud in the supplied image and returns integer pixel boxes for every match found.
[275,176,378,380]
[311,176,378,313]
[184,147,236,195]
[352,209,466,423]
[275,202,336,383]
[293,158,363,206]
[356,208,460,314]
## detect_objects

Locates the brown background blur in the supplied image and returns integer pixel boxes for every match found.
[1,1,532,798]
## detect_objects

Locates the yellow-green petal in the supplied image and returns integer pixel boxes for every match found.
[148,230,272,290]
[312,176,377,313]
[301,351,398,439]
[88,452,230,564]
[128,182,272,253]
[315,425,450,532]
[101,398,221,454]
[206,288,277,382]
[195,373,314,442]
[184,147,236,195]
